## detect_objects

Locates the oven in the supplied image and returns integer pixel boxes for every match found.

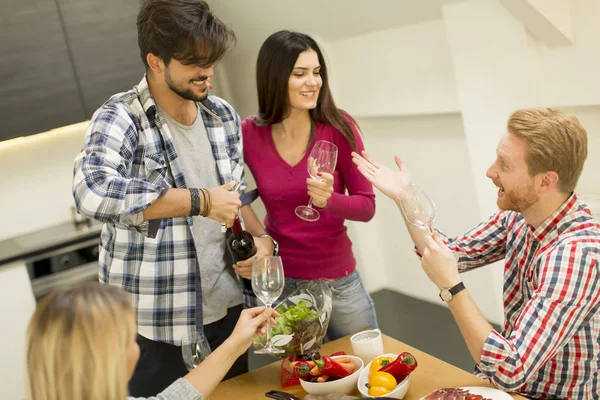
[25,237,100,300]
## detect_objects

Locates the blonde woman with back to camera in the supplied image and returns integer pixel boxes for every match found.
[25,282,275,400]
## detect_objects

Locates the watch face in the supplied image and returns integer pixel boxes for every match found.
[440,290,452,302]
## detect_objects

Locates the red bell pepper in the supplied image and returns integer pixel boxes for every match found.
[293,360,312,381]
[313,355,351,379]
[379,352,417,382]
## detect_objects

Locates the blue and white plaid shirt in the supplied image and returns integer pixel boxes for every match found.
[73,76,245,344]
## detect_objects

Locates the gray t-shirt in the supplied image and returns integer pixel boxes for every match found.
[158,105,242,325]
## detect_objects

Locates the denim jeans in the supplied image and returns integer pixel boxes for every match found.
[245,270,378,341]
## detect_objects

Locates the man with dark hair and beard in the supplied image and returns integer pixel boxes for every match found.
[353,108,600,399]
[73,0,274,396]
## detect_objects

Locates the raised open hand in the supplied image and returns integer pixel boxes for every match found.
[351,150,412,201]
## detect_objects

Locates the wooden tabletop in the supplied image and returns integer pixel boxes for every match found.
[212,334,527,399]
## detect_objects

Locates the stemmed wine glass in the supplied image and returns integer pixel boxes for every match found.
[295,140,338,222]
[181,331,212,371]
[398,184,436,232]
[252,255,285,354]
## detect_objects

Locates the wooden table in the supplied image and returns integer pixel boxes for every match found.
[212,334,526,399]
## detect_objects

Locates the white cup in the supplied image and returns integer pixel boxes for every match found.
[350,328,384,363]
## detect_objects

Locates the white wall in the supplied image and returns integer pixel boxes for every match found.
[328,20,460,117]
[0,262,37,400]
[542,0,600,107]
[0,123,87,241]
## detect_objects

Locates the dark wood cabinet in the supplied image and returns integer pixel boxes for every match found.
[0,0,86,141]
[56,0,143,115]
[0,0,143,141]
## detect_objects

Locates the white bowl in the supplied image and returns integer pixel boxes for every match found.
[300,355,364,395]
[357,353,411,399]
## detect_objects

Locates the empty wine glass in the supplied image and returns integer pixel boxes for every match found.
[398,184,436,232]
[295,140,338,222]
[252,256,285,354]
[181,331,212,371]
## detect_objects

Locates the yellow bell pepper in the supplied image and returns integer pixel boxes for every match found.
[369,356,395,374]
[366,370,397,396]
[368,386,392,396]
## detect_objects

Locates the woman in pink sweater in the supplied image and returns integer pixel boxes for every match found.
[236,30,378,340]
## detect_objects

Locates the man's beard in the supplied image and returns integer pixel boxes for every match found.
[164,67,209,102]
[498,183,539,213]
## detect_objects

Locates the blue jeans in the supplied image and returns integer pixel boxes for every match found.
[245,270,378,341]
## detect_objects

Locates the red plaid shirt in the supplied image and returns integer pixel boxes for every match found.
[445,194,600,399]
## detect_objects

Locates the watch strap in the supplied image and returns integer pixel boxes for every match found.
[449,281,465,296]
[257,233,279,256]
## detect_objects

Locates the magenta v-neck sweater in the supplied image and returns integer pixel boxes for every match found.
[242,117,376,280]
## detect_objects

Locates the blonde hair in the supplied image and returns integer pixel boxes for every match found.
[25,282,136,400]
[507,108,588,194]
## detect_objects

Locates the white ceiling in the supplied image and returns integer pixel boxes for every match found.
[208,0,465,43]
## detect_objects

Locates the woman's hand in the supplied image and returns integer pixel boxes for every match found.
[352,150,412,201]
[307,172,334,208]
[226,307,279,352]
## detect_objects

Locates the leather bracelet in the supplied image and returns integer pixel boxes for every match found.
[189,188,201,216]
[203,188,212,217]
[199,188,206,217]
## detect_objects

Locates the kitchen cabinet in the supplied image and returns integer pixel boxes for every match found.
[56,0,143,115]
[0,0,86,141]
[0,0,143,141]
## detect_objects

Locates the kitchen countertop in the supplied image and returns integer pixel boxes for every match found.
[0,220,103,266]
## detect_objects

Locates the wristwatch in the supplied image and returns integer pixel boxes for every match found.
[257,233,279,256]
[439,281,465,303]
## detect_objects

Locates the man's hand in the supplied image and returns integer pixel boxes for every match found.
[232,236,274,279]
[207,182,242,226]
[421,232,461,289]
[226,307,279,353]
[307,172,334,208]
[352,150,412,201]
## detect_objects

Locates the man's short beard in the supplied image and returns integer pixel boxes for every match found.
[164,67,208,102]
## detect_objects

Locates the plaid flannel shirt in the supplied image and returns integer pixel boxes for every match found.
[73,76,245,344]
[442,194,600,398]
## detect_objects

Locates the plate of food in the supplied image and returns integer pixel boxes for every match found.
[420,386,513,400]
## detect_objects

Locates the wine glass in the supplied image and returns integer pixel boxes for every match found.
[295,140,338,222]
[398,184,436,232]
[252,256,285,354]
[181,331,212,371]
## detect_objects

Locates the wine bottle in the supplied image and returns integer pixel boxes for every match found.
[226,214,257,290]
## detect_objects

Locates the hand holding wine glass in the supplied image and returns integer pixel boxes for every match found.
[295,140,338,222]
[226,307,279,350]
[252,256,285,354]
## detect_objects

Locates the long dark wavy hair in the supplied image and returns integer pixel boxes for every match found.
[255,30,359,151]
